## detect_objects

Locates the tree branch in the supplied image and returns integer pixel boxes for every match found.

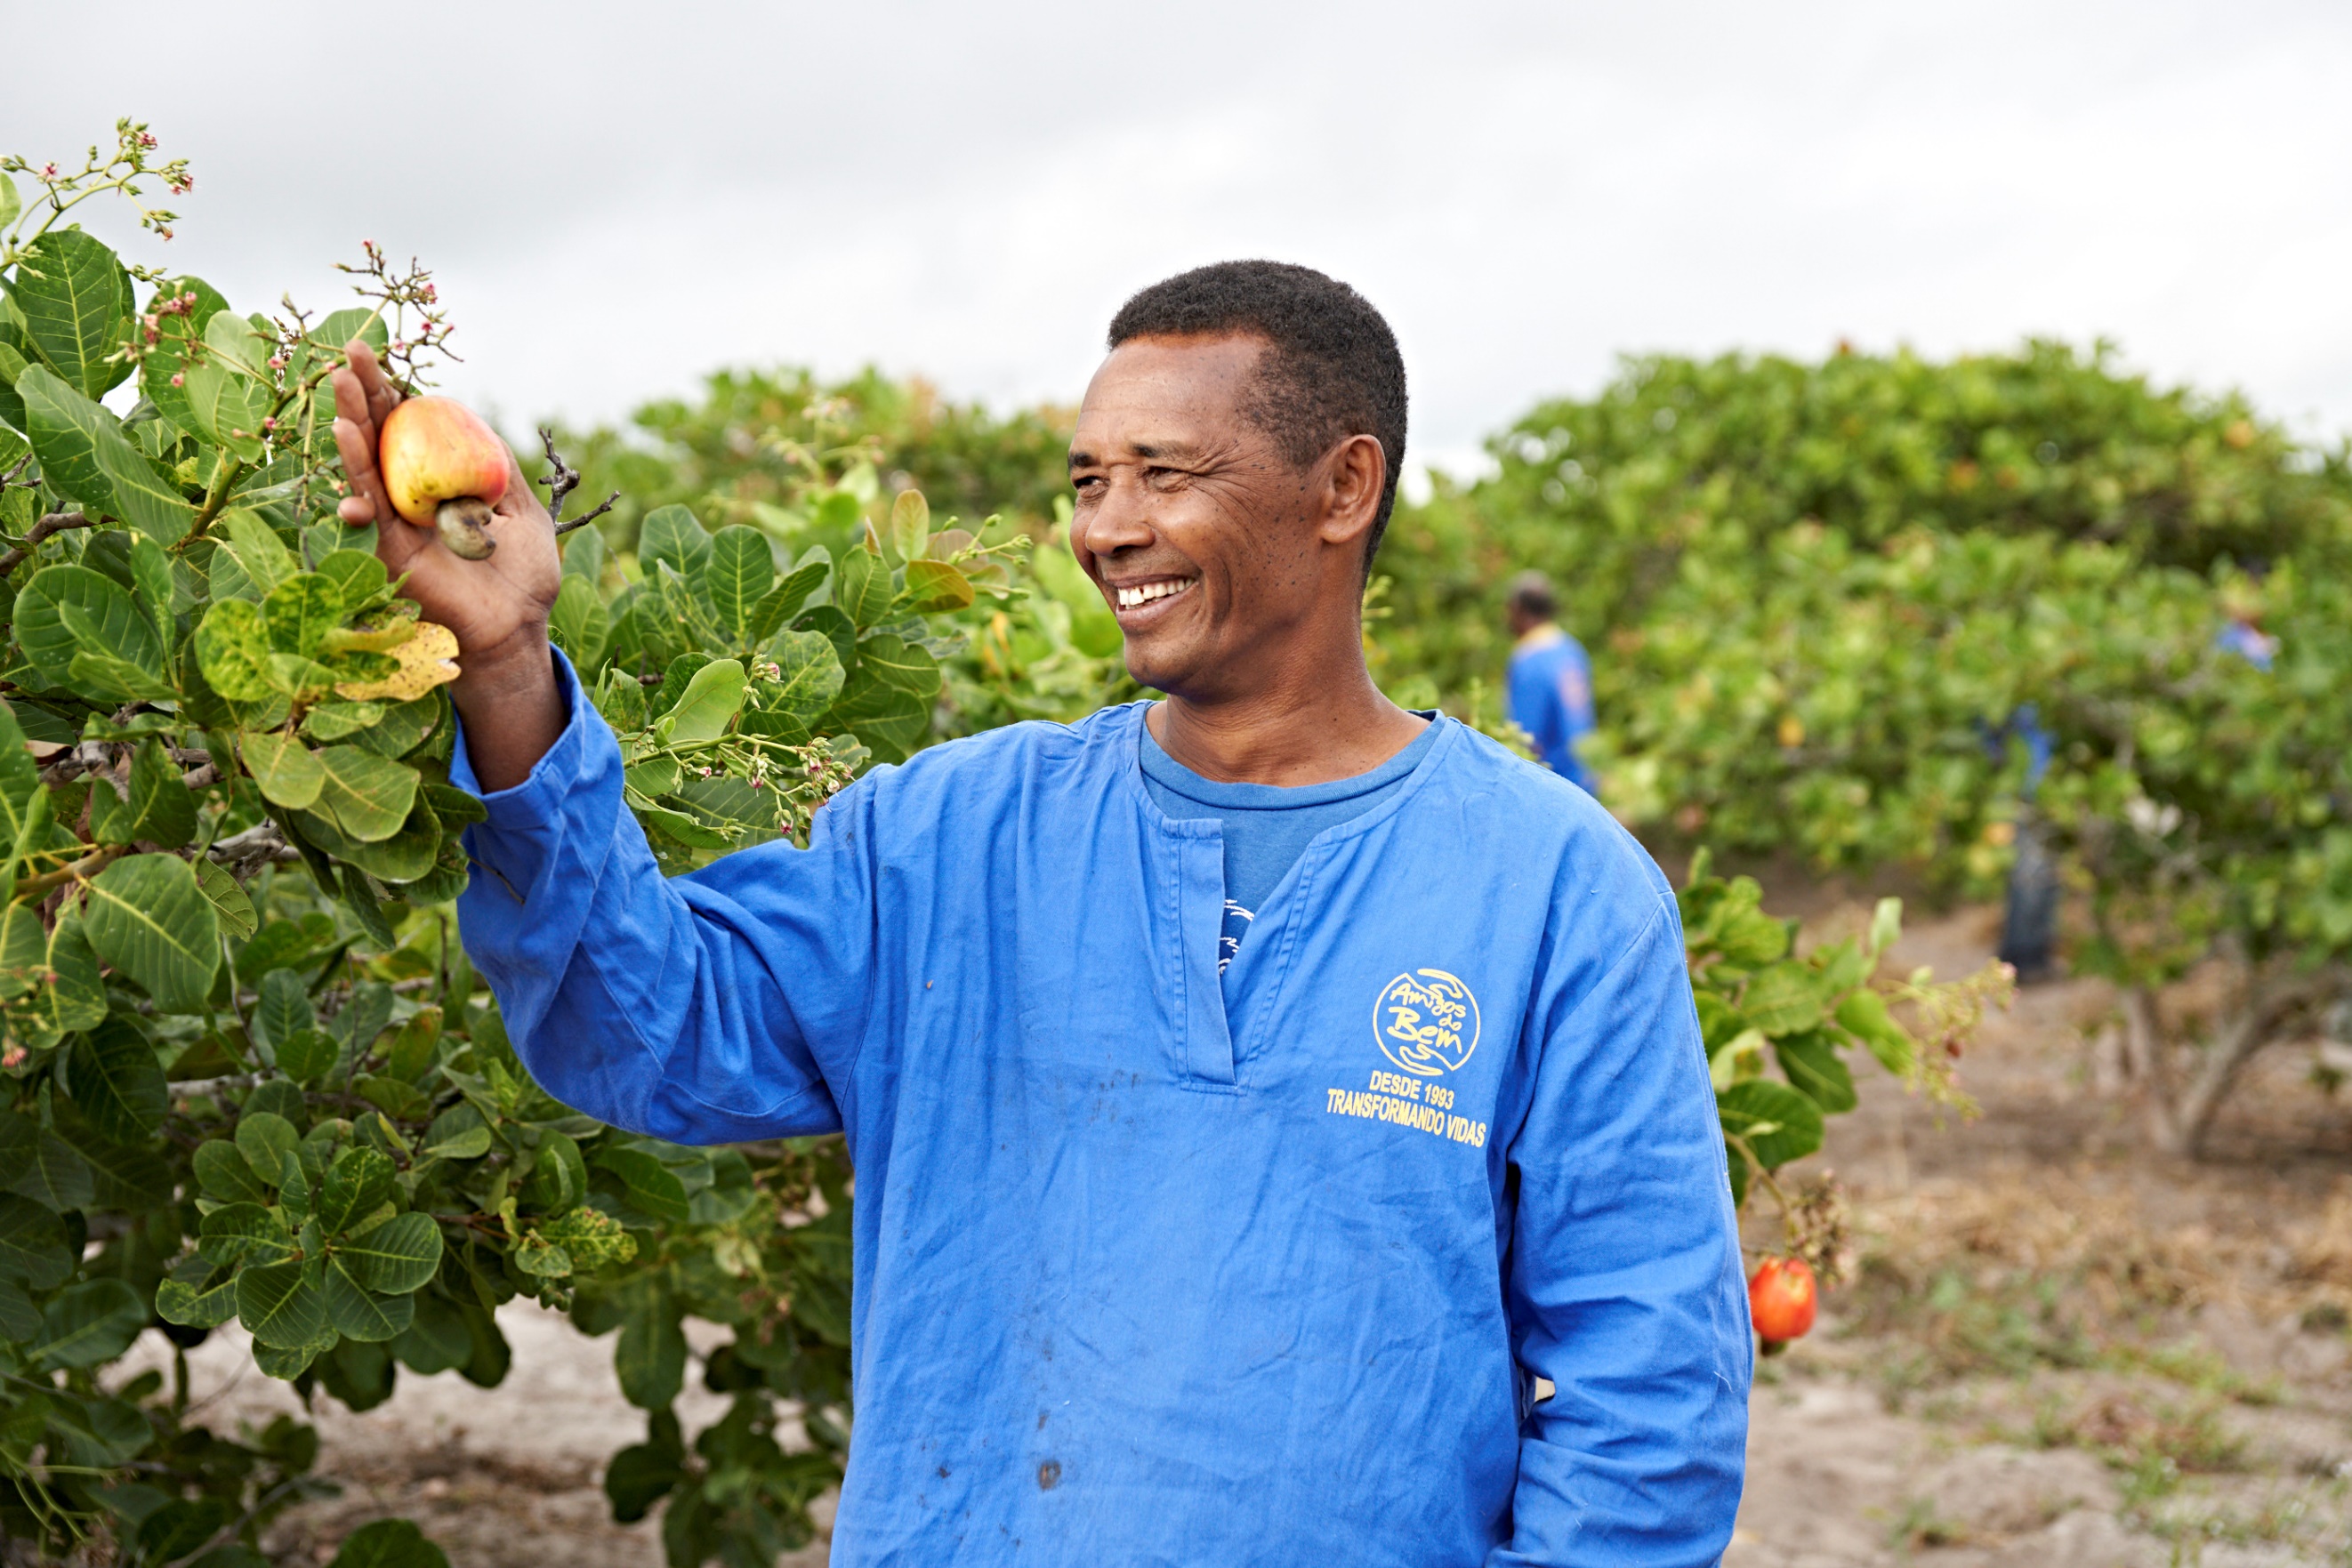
[12,842,129,899]
[537,427,619,537]
[0,511,94,579]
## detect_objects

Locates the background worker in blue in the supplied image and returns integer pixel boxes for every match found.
[1503,573,1599,791]
[333,261,1750,1566]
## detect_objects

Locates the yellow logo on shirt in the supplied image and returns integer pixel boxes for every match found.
[1373,968,1480,1077]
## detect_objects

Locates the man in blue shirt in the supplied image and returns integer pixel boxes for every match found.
[333,261,1748,1566]
[1504,573,1598,792]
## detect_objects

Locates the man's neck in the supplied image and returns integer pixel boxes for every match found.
[1148,662,1427,788]
[1514,621,1566,652]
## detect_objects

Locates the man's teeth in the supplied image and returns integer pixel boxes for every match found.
[1116,580,1190,608]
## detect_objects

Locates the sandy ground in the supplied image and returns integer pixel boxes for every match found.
[117,896,2352,1565]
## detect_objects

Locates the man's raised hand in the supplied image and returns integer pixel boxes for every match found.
[329,340,561,679]
[330,339,568,791]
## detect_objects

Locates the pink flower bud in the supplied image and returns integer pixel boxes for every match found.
[169,373,184,387]
[261,417,277,431]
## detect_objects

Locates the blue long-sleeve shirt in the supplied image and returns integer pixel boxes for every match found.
[1505,627,1597,792]
[454,655,1751,1567]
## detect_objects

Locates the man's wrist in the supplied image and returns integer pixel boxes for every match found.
[450,626,568,794]
[452,625,556,713]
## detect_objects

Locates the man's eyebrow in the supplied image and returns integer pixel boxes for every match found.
[1068,438,1206,471]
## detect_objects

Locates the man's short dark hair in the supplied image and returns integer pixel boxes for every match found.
[1108,261,1408,567]
[1507,571,1557,621]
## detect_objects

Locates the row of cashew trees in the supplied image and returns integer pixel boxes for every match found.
[1374,344,2352,1158]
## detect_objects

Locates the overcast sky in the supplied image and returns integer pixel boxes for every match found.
[12,0,2350,479]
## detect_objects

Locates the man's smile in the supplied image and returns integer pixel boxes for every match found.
[1107,575,1199,623]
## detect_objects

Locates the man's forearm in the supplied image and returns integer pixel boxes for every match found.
[453,631,567,793]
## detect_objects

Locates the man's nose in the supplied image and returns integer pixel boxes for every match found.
[1074,474,1156,558]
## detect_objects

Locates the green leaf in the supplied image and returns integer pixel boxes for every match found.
[859,632,942,699]
[17,366,191,543]
[896,557,976,615]
[235,1109,299,1183]
[318,1146,396,1233]
[238,728,323,809]
[706,526,775,642]
[304,701,384,743]
[353,695,441,760]
[194,1138,270,1203]
[67,1020,166,1144]
[662,658,746,744]
[330,1518,452,1568]
[37,912,109,1034]
[181,310,271,460]
[14,564,163,691]
[197,1202,294,1267]
[34,1277,146,1370]
[561,522,606,583]
[548,575,609,671]
[0,1278,34,1341]
[8,229,133,398]
[198,599,279,701]
[604,1434,686,1524]
[422,1102,492,1162]
[237,1258,327,1349]
[316,547,390,608]
[0,173,18,233]
[761,629,845,724]
[193,854,259,939]
[638,504,712,585]
[826,668,929,751]
[1867,896,1904,957]
[1741,962,1829,1035]
[313,747,419,842]
[222,509,299,598]
[4,1121,94,1211]
[0,1193,72,1289]
[1835,989,1916,1077]
[42,1389,154,1467]
[83,852,219,1010]
[746,559,829,644]
[523,1130,587,1217]
[276,1027,338,1085]
[127,533,175,647]
[253,966,316,1056]
[889,487,930,562]
[251,1339,322,1379]
[58,1100,172,1207]
[65,641,177,704]
[0,702,45,854]
[1718,1078,1825,1171]
[263,573,345,658]
[337,1210,443,1294]
[155,1271,240,1331]
[123,737,198,845]
[796,603,858,672]
[1774,1030,1859,1114]
[615,1282,687,1410]
[833,544,893,630]
[323,1252,415,1342]
[594,1146,690,1224]
[136,1499,239,1563]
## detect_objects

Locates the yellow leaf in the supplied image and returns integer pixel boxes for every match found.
[334,622,461,704]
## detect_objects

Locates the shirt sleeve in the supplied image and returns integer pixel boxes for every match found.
[1492,893,1751,1567]
[450,649,878,1145]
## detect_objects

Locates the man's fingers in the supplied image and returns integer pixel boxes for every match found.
[330,416,386,524]
[342,339,402,426]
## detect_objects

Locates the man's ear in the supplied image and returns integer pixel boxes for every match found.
[1316,433,1388,550]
